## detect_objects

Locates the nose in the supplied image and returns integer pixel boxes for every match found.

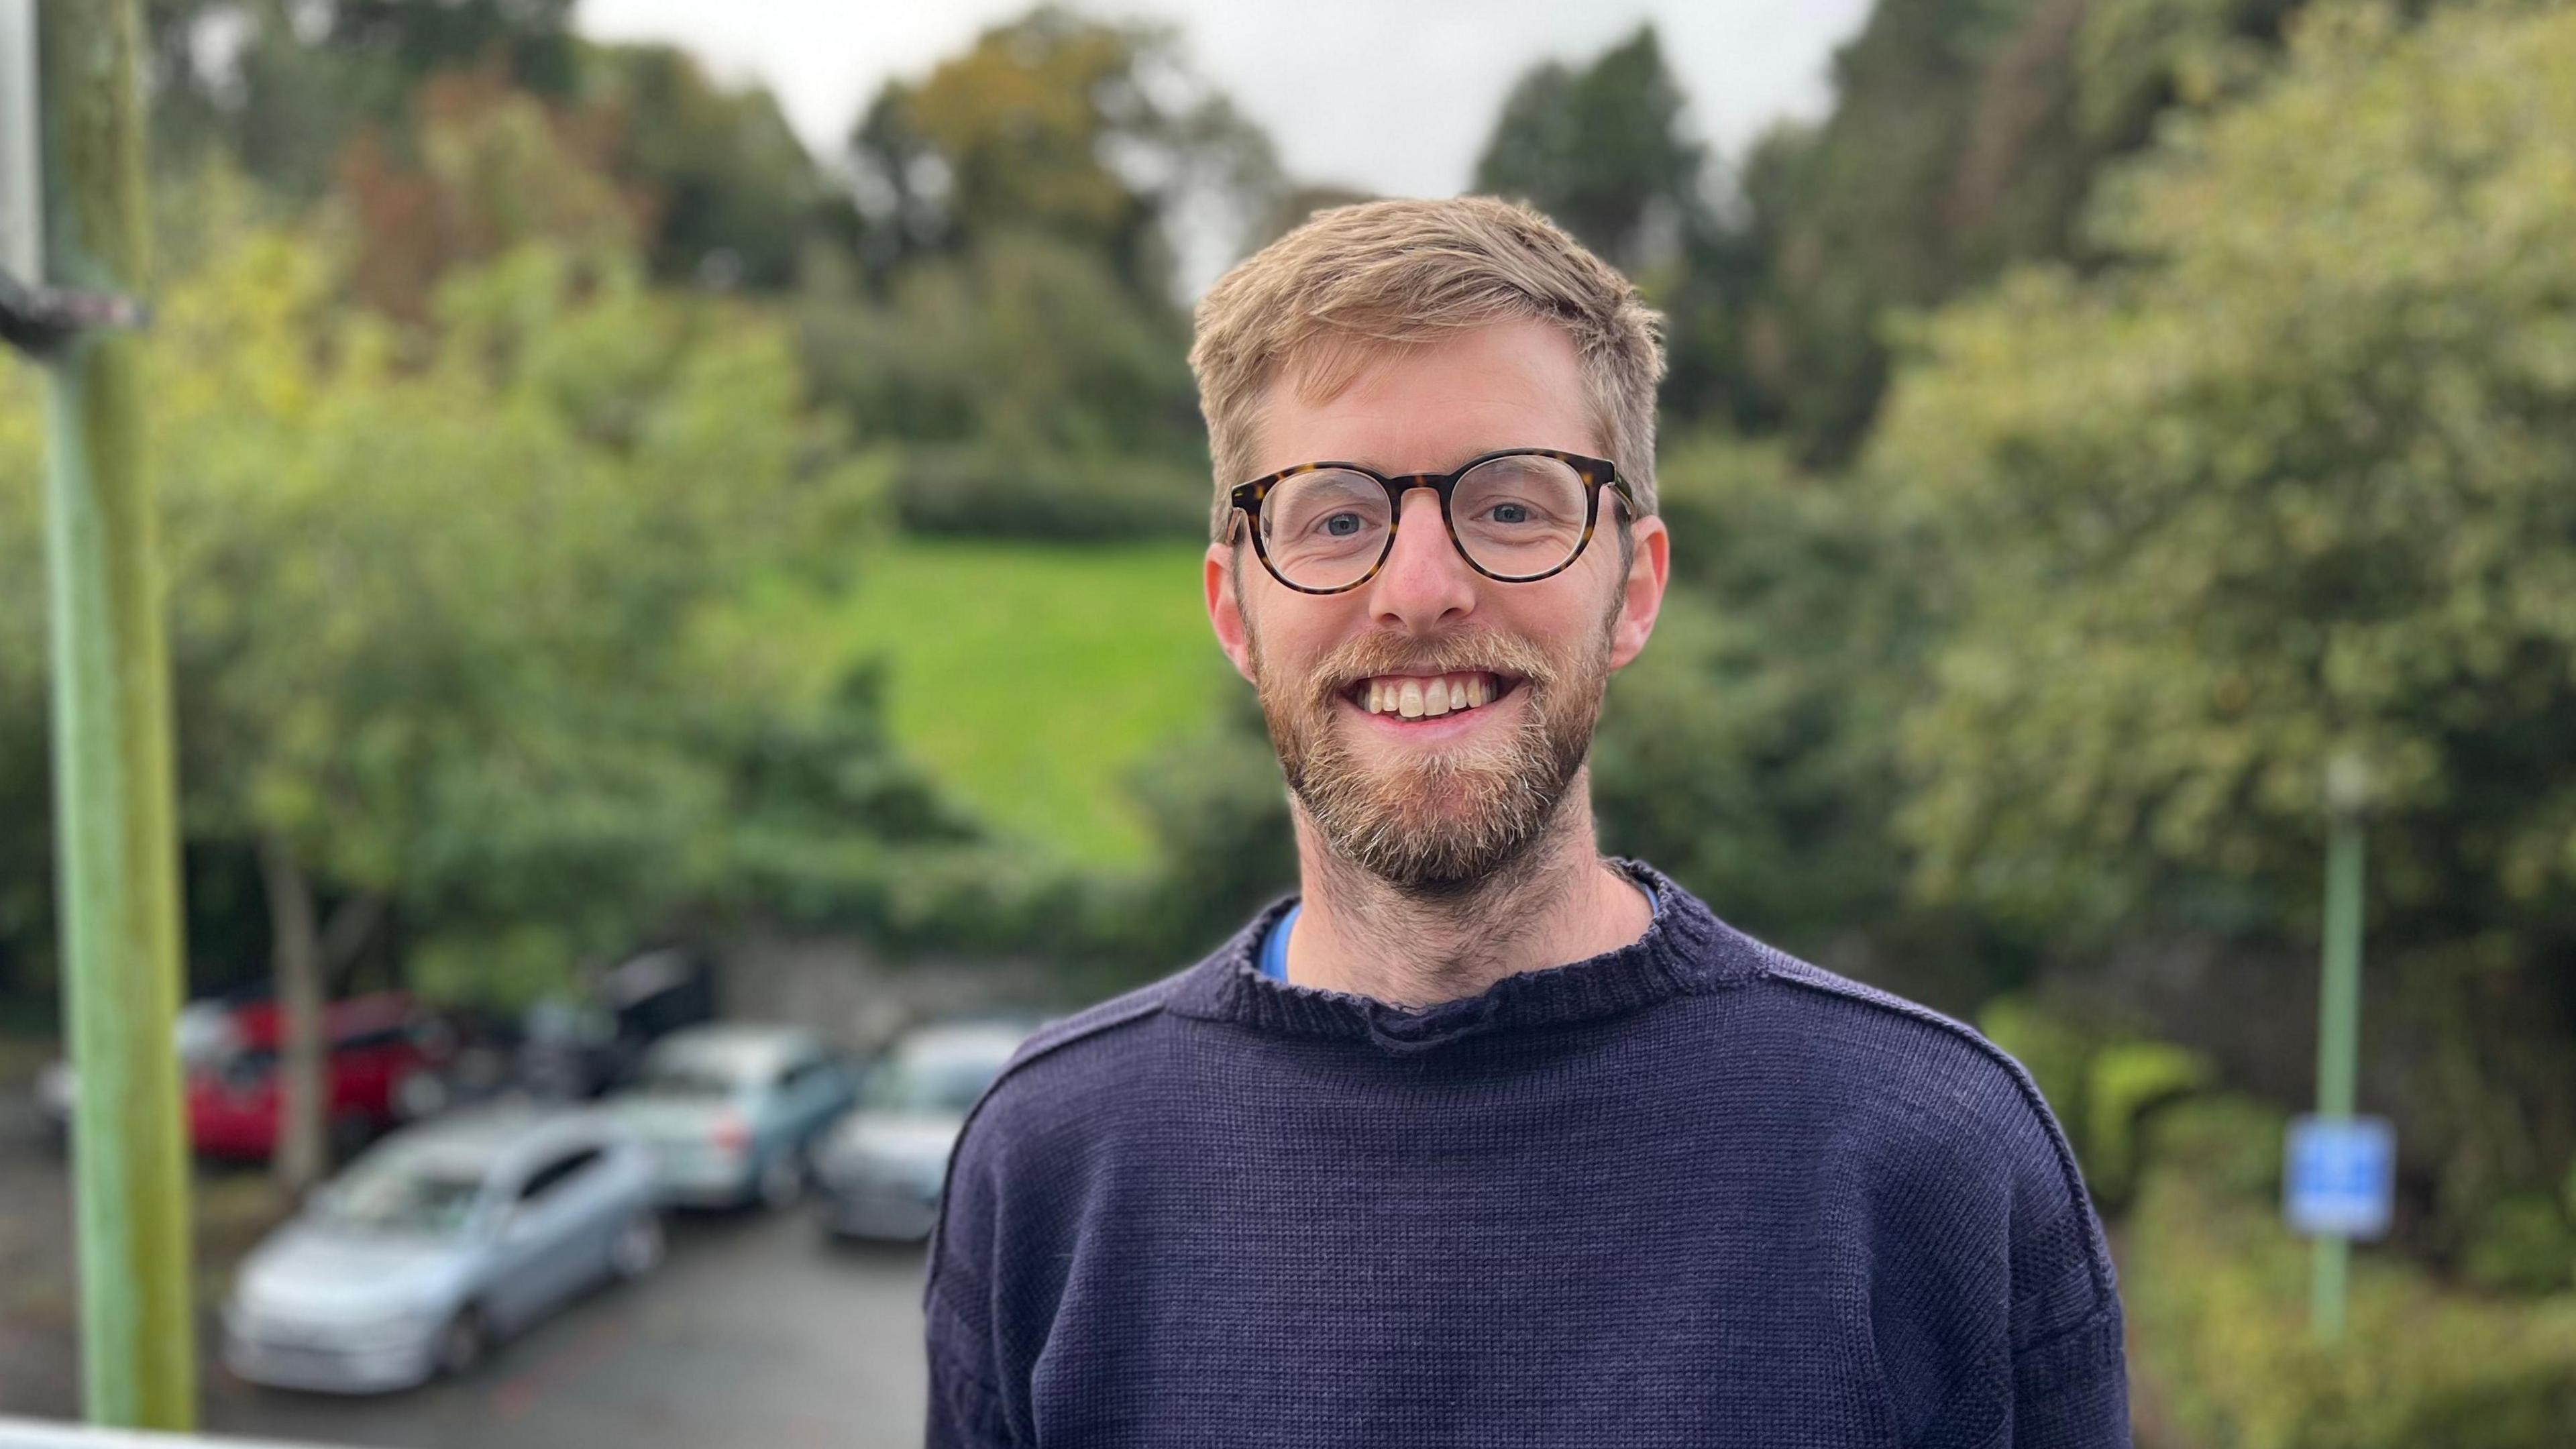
[1366,487,1477,633]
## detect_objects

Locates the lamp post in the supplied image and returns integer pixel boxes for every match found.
[2310,751,2371,1342]
[1,0,197,1428]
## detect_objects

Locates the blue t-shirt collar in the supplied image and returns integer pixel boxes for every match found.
[1258,875,1662,983]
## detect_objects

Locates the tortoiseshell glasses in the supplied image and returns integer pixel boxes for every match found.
[1224,448,1636,595]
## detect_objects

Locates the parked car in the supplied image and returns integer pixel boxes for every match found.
[34,996,243,1148]
[604,1023,856,1210]
[187,992,455,1162]
[811,1018,1040,1242]
[515,946,718,1100]
[221,1104,663,1394]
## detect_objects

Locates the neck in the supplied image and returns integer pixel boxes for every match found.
[1282,769,1652,1007]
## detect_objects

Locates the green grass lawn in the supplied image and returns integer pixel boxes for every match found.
[812,536,1235,866]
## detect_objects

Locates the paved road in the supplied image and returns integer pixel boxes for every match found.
[0,1047,87,1424]
[0,1051,931,1449]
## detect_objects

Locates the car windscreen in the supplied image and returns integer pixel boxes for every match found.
[213,1049,276,1083]
[313,1163,486,1236]
[524,998,615,1046]
[865,1054,1007,1114]
[629,1060,740,1098]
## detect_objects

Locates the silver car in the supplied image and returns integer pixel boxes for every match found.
[221,1105,663,1394]
[812,1019,1036,1241]
[606,1024,857,1210]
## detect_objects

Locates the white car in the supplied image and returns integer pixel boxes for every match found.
[810,1018,1039,1241]
[222,1105,662,1393]
[606,1024,857,1209]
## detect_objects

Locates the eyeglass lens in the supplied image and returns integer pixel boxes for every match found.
[1259,455,1593,590]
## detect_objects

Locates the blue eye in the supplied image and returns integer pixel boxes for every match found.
[1490,503,1530,524]
[1322,513,1364,537]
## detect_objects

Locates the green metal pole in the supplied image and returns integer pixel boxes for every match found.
[30,0,198,1428]
[2310,794,2365,1343]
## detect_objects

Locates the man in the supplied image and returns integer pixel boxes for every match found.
[924,197,2130,1448]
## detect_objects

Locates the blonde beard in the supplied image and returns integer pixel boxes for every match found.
[1247,605,1618,897]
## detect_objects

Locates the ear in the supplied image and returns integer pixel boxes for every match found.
[1605,514,1670,673]
[1205,539,1256,683]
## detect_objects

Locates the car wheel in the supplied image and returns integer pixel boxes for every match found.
[433,1305,488,1379]
[755,1150,804,1211]
[609,1213,665,1280]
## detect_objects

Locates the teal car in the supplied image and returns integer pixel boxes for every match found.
[606,1024,857,1210]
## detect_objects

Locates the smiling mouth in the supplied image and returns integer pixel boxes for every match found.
[1338,671,1524,720]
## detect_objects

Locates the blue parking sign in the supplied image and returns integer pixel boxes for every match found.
[2284,1114,2396,1240]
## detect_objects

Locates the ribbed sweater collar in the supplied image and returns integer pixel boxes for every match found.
[1162,858,1761,1054]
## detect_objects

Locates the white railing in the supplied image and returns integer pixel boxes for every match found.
[0,1420,346,1449]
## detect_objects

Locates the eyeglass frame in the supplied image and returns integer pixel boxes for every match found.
[1223,447,1638,596]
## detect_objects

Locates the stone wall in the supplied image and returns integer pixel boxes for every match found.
[714,934,1067,1055]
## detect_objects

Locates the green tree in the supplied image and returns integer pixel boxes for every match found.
[798,231,1206,537]
[1737,0,2060,458]
[1589,436,2017,1011]
[1471,27,1770,427]
[333,66,641,319]
[820,5,1288,538]
[846,5,1279,296]
[1731,0,2305,460]
[8,182,908,1183]
[1473,26,1709,276]
[144,0,579,196]
[142,4,833,298]
[580,42,834,290]
[1871,0,2576,1248]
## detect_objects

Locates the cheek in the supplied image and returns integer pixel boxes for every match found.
[1493,585,1606,653]
[1246,597,1356,674]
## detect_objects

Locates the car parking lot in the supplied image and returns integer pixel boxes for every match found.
[0,1051,934,1449]
[207,1205,931,1449]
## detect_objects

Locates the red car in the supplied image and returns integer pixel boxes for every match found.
[186,992,453,1161]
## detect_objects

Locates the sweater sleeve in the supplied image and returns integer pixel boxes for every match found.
[926,1304,1018,1449]
[924,1110,1022,1449]
[2012,1314,2130,1448]
[2003,1088,2132,1449]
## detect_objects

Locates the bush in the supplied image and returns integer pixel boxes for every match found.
[797,228,1210,525]
[1868,1,2576,1257]
[2145,1091,2287,1201]
[2126,1095,2576,1449]
[1104,694,1296,969]
[1976,994,2212,1210]
[891,444,1206,540]
[700,686,1291,981]
[2086,1039,2216,1208]
[1593,434,1923,954]
[2459,1193,2576,1297]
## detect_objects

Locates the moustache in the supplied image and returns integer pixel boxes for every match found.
[1295,631,1562,708]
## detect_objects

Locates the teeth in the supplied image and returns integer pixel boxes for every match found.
[1360,673,1505,717]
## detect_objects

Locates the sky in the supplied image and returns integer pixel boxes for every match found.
[579,1,1876,209]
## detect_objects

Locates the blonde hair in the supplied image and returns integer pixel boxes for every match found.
[1189,196,1666,542]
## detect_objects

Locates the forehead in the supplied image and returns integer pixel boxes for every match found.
[1254,318,1597,477]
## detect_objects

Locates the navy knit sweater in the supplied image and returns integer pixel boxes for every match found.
[924,860,2130,1448]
